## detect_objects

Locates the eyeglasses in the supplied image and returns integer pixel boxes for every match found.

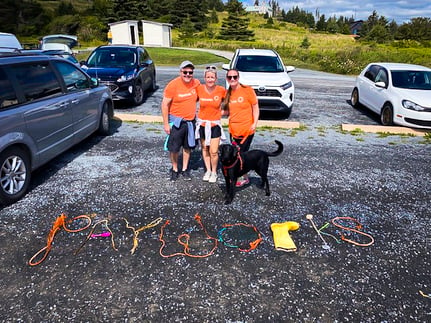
[226,75,238,80]
[206,65,217,70]
[182,71,194,75]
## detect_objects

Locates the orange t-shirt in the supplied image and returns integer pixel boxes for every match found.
[164,77,200,120]
[197,84,226,125]
[227,85,258,138]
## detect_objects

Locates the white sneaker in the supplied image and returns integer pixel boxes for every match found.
[208,172,217,183]
[203,171,211,181]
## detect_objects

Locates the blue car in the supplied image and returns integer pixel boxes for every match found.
[81,45,156,106]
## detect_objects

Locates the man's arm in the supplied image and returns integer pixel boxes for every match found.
[162,96,173,134]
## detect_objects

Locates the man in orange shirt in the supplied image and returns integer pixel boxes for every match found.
[162,61,200,181]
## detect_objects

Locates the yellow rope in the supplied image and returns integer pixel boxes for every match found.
[123,217,163,254]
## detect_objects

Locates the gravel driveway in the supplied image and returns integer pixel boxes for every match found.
[0,66,430,322]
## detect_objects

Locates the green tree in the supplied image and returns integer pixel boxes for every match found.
[300,37,311,49]
[169,0,208,31]
[178,17,197,40]
[57,1,75,16]
[218,0,254,41]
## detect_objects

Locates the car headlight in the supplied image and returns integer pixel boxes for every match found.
[280,81,292,90]
[117,73,135,82]
[402,100,425,111]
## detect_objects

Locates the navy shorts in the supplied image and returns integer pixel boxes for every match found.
[199,125,222,140]
[231,134,254,152]
[167,121,196,152]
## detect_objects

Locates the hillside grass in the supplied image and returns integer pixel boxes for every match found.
[32,6,431,75]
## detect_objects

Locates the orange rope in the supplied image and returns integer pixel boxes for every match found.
[331,216,374,247]
[29,213,92,266]
[159,213,218,258]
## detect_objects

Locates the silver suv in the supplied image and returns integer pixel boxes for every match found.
[0,53,113,204]
[222,48,295,118]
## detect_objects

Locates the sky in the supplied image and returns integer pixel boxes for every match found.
[240,0,431,24]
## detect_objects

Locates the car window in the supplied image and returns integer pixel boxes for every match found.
[87,49,135,67]
[0,68,18,108]
[364,65,380,82]
[236,55,284,72]
[392,71,431,90]
[11,62,62,102]
[53,61,90,92]
[375,68,388,85]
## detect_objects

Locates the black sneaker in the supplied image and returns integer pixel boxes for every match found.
[170,170,179,181]
[181,169,191,181]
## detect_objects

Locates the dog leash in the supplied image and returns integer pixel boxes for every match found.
[331,216,374,247]
[159,213,218,258]
[75,219,118,255]
[123,217,163,254]
[222,143,244,177]
[218,223,262,252]
[29,213,92,266]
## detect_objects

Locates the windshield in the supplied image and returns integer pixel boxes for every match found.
[391,70,431,90]
[87,49,136,68]
[235,55,284,73]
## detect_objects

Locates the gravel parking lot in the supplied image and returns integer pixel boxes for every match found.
[0,66,430,322]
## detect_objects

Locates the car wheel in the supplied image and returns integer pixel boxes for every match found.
[0,147,31,205]
[131,82,144,106]
[380,104,394,126]
[351,88,360,108]
[98,101,111,135]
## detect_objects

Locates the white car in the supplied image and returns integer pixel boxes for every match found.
[351,62,431,129]
[222,48,295,118]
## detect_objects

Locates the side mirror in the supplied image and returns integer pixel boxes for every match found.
[90,77,99,88]
[285,66,295,73]
[375,81,386,88]
[222,63,230,71]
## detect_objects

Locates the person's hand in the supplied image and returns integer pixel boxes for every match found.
[164,123,171,134]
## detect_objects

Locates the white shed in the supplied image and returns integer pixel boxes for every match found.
[141,20,173,47]
[108,20,140,45]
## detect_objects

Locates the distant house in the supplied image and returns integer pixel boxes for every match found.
[141,20,173,47]
[350,20,363,36]
[109,20,140,45]
[245,1,273,17]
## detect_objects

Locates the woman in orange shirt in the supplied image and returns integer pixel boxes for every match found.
[222,69,259,187]
[196,66,227,183]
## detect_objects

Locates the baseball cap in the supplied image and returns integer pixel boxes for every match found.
[179,60,194,70]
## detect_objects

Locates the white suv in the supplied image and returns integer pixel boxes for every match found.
[222,48,295,118]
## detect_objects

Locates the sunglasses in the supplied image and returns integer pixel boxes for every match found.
[182,71,194,75]
[206,65,217,70]
[226,75,238,80]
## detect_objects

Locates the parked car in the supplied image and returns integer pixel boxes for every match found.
[81,45,156,106]
[0,52,113,204]
[40,34,78,54]
[351,62,431,129]
[0,32,22,53]
[222,48,295,118]
[24,49,80,66]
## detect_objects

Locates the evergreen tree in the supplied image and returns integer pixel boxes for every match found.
[169,0,208,31]
[218,0,254,41]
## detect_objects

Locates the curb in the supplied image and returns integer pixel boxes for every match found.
[114,113,429,136]
[114,113,301,129]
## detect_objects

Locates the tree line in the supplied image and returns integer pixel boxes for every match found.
[0,0,430,45]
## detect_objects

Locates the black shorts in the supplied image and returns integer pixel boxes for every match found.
[167,121,196,152]
[199,125,222,140]
[231,134,254,152]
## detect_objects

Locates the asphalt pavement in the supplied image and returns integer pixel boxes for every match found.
[0,61,430,322]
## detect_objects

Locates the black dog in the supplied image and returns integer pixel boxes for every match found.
[219,140,283,204]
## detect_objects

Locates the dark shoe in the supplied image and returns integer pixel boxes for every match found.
[170,170,179,181]
[182,169,191,181]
